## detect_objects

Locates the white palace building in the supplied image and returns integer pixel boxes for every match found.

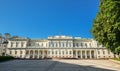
[0,35,118,59]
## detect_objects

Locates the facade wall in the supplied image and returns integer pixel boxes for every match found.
[5,35,118,59]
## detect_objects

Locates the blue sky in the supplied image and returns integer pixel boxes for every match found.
[0,0,99,38]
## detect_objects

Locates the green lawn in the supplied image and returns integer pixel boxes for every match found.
[0,56,14,62]
[113,58,120,61]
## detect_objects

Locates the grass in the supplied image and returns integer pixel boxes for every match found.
[0,56,14,62]
[112,58,120,61]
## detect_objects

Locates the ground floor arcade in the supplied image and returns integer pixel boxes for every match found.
[7,48,116,59]
[25,49,96,59]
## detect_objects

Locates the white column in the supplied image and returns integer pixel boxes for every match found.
[72,50,73,58]
[76,50,78,58]
[90,50,92,59]
[38,50,39,59]
[50,50,52,57]
[65,42,66,47]
[95,49,98,59]
[58,42,59,47]
[81,50,83,59]
[85,50,87,59]
[40,51,42,58]
[33,50,35,59]
[42,50,44,59]
[68,50,69,57]
[28,50,30,58]
[57,50,59,57]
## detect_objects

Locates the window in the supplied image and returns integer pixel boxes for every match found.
[98,51,100,54]
[89,43,91,47]
[69,51,71,54]
[62,51,64,54]
[63,43,64,47]
[41,43,43,47]
[37,43,39,46]
[97,43,99,47]
[73,43,75,47]
[49,42,50,47]
[10,51,12,54]
[66,43,68,47]
[21,42,24,47]
[85,43,87,47]
[56,43,58,47]
[103,51,105,54]
[15,51,17,54]
[16,42,19,47]
[52,51,54,54]
[11,42,13,47]
[76,43,78,47]
[48,51,50,54]
[20,51,22,54]
[69,43,71,47]
[108,50,110,54]
[56,51,57,54]
[81,43,83,47]
[66,51,68,54]
[52,43,54,47]
[59,51,61,54]
[59,42,61,47]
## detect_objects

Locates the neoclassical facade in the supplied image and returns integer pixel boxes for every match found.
[4,35,118,59]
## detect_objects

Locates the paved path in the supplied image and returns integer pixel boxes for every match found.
[0,59,120,71]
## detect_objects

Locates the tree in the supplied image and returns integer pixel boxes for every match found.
[91,0,120,57]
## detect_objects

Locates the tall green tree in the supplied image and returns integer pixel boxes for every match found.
[91,0,120,57]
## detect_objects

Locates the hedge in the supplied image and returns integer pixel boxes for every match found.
[0,56,14,62]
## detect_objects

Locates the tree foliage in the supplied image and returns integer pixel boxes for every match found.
[91,0,120,55]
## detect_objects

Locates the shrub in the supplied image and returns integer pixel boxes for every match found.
[0,56,14,62]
